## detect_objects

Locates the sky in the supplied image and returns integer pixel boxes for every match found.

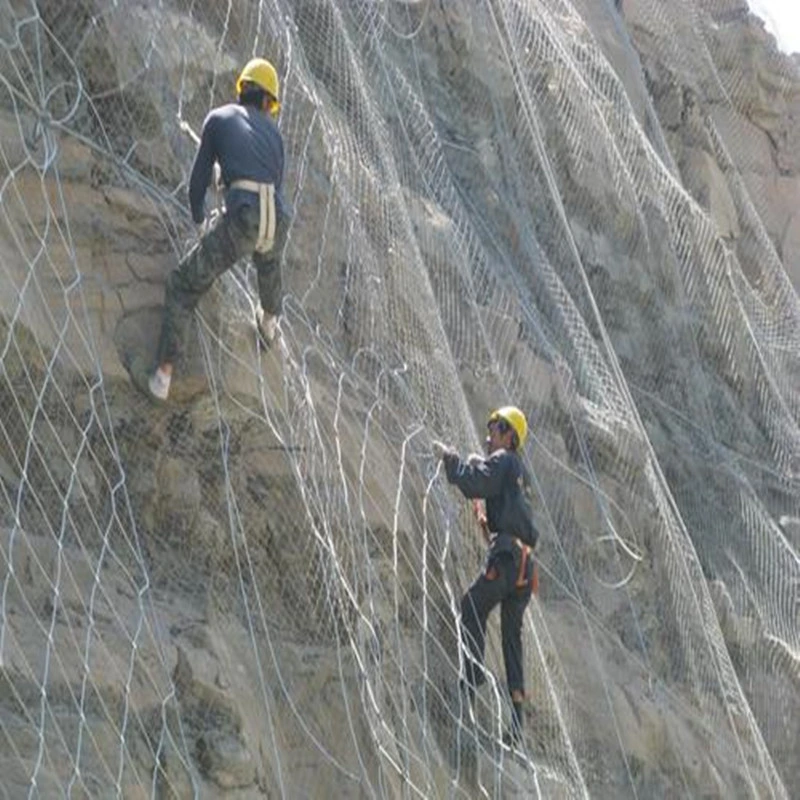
[747,0,800,54]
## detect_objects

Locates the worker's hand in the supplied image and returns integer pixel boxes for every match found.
[473,499,488,527]
[467,452,484,466]
[432,440,454,461]
[197,208,220,237]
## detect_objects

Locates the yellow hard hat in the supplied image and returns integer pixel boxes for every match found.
[488,406,528,449]
[236,58,280,112]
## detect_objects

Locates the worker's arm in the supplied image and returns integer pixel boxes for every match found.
[442,450,509,499]
[188,114,217,224]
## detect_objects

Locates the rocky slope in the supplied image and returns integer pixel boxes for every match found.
[0,0,798,797]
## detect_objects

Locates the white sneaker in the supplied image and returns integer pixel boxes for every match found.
[148,368,171,401]
[257,310,279,347]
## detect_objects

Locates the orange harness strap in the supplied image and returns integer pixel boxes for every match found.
[513,537,539,595]
[474,501,539,595]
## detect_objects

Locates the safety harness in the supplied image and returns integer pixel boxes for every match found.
[482,532,538,595]
[229,179,277,253]
[512,537,538,595]
[472,498,539,595]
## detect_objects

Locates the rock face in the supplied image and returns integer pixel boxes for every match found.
[0,0,799,798]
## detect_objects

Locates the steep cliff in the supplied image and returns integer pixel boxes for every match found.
[0,0,798,797]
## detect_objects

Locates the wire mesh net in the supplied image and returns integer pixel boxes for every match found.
[0,0,798,796]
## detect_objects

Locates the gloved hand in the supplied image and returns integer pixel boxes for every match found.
[467,452,484,466]
[197,208,220,236]
[432,440,454,461]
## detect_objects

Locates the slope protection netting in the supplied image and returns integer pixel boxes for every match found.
[0,0,799,796]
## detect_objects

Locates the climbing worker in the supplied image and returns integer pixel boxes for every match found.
[432,406,538,747]
[133,57,288,401]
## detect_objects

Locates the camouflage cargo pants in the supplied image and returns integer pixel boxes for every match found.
[155,202,288,366]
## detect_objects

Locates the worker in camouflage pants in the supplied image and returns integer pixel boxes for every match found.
[132,57,288,402]
[154,202,288,370]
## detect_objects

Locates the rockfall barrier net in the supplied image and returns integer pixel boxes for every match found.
[0,0,798,796]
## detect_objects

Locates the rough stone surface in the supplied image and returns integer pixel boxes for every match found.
[0,1,798,798]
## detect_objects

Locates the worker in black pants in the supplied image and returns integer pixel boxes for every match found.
[433,406,538,745]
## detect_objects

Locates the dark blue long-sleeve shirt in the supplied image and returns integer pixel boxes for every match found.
[443,449,538,547]
[188,103,286,224]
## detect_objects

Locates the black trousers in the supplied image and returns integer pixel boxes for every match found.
[460,550,531,695]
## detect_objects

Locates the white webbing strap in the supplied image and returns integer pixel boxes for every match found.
[230,179,276,253]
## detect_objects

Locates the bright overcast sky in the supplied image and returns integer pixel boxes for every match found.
[747,0,800,54]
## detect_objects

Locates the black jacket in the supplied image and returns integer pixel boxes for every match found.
[189,103,286,224]
[443,449,538,548]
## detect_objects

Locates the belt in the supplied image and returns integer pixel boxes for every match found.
[229,179,276,253]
